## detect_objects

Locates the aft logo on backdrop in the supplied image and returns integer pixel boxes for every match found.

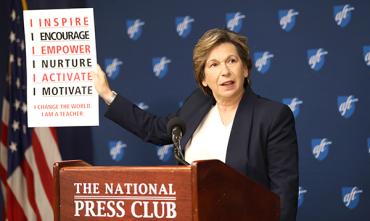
[254,51,274,74]
[226,12,245,33]
[152,57,171,79]
[367,138,370,155]
[298,186,307,208]
[176,16,194,38]
[109,140,127,162]
[307,48,328,71]
[105,58,123,80]
[363,46,370,66]
[178,101,184,108]
[157,144,173,162]
[126,19,145,40]
[282,98,303,118]
[337,95,359,118]
[342,186,363,209]
[334,4,355,28]
[278,9,299,32]
[136,102,149,110]
[311,138,332,161]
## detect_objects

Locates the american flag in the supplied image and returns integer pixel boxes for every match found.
[0,0,62,220]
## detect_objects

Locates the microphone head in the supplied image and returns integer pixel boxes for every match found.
[167,117,186,135]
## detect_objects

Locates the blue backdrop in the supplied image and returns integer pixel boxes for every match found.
[87,1,370,220]
[0,0,369,220]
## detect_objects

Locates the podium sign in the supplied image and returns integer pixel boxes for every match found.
[55,162,192,220]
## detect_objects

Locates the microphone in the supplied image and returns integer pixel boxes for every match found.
[167,117,186,139]
[167,117,189,165]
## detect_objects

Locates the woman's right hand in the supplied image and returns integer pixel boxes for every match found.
[92,64,115,103]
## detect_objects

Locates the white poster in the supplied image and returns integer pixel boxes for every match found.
[23,8,99,127]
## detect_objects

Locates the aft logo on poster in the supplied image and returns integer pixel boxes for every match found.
[278,9,299,32]
[337,95,359,118]
[226,12,245,33]
[298,186,307,208]
[342,186,363,209]
[157,144,173,162]
[311,138,332,161]
[126,19,145,40]
[152,57,171,79]
[176,16,194,38]
[363,46,370,67]
[282,98,303,118]
[105,58,123,80]
[333,4,354,28]
[109,140,127,162]
[254,51,274,74]
[307,48,328,71]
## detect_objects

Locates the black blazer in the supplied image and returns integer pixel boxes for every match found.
[105,86,299,221]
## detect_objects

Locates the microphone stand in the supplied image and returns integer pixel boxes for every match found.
[172,131,190,165]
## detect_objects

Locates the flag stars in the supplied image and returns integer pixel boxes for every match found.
[9,142,17,152]
[20,40,25,51]
[16,39,22,48]
[5,74,11,85]
[12,120,20,131]
[10,10,16,21]
[14,99,21,110]
[9,31,16,43]
[23,125,27,134]
[22,103,27,113]
[17,57,22,67]
[9,54,14,63]
[16,78,21,88]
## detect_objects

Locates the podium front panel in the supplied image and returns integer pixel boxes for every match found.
[57,166,193,221]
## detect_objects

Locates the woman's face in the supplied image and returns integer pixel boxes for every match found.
[202,42,248,102]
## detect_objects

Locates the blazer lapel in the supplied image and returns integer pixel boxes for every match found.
[180,95,214,149]
[225,87,256,174]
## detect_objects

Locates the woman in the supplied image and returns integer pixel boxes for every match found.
[93,28,298,221]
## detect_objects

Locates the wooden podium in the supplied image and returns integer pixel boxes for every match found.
[53,160,280,221]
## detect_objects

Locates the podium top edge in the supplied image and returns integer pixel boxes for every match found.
[60,165,192,172]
